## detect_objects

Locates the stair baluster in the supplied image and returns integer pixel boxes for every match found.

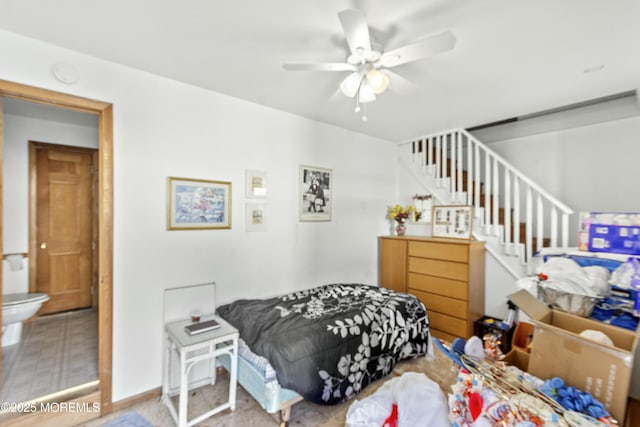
[403,129,574,278]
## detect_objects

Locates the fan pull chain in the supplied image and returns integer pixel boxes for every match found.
[354,86,367,122]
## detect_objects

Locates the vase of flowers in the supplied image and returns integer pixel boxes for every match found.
[387,204,415,236]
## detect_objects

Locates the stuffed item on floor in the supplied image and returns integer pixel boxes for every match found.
[579,329,614,346]
[463,336,485,360]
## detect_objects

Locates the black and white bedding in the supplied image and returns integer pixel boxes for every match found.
[216,283,431,404]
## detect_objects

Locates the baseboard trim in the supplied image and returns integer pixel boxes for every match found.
[110,387,161,414]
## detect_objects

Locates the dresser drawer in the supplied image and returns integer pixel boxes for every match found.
[408,241,468,263]
[408,257,468,281]
[412,289,467,319]
[427,311,468,338]
[408,273,468,300]
[429,328,459,344]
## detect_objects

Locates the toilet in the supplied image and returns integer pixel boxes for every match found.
[2,293,49,347]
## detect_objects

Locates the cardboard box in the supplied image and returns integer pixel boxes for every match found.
[504,347,530,371]
[588,224,640,255]
[578,212,640,252]
[511,321,534,352]
[503,322,534,371]
[509,289,639,422]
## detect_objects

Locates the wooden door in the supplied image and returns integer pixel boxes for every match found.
[34,144,95,315]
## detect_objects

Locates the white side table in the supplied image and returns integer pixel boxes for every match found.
[162,315,239,427]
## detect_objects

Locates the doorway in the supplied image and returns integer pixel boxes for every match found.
[0,80,113,424]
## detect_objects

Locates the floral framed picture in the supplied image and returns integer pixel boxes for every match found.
[246,203,267,232]
[432,205,473,239]
[299,165,332,222]
[167,177,232,230]
[245,169,267,199]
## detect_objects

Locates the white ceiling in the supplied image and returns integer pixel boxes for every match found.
[1,0,638,142]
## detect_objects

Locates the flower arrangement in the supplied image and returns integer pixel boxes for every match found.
[387,204,415,223]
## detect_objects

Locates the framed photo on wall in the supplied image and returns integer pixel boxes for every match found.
[246,203,267,232]
[245,169,267,199]
[432,205,473,239]
[299,165,332,222]
[167,177,232,230]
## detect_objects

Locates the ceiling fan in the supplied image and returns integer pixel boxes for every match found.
[283,9,456,120]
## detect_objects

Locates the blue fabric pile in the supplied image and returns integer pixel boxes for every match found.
[590,295,638,331]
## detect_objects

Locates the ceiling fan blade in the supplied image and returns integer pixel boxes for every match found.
[283,63,357,71]
[338,9,372,56]
[385,70,420,96]
[379,31,456,68]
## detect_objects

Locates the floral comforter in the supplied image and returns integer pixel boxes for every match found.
[216,283,431,404]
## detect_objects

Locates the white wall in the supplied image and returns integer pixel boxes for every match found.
[0,30,398,400]
[2,111,98,294]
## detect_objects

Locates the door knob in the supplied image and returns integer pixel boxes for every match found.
[40,242,47,249]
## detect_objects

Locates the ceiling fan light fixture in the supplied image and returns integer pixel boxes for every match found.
[340,72,363,97]
[366,69,390,94]
[358,80,376,103]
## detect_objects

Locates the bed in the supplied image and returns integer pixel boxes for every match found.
[216,283,432,424]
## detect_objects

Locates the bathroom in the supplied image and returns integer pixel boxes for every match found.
[1,97,99,404]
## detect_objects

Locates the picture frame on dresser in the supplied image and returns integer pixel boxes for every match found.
[432,205,473,239]
[167,176,232,230]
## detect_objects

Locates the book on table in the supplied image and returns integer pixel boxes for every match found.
[184,319,221,335]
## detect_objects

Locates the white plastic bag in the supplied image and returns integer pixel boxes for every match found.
[537,257,609,297]
[345,386,394,427]
[345,372,449,427]
[610,257,640,289]
[583,266,611,296]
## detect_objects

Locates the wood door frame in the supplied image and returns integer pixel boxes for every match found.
[28,142,99,309]
[0,80,113,416]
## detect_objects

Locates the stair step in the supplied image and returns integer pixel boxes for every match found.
[409,131,567,274]
[414,144,552,251]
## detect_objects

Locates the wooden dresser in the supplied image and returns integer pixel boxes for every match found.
[379,236,485,342]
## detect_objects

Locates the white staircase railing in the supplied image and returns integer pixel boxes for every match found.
[402,128,574,265]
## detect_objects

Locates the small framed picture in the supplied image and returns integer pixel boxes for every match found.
[245,169,267,199]
[167,177,232,230]
[413,194,433,222]
[299,165,332,222]
[432,205,473,239]
[246,203,267,232]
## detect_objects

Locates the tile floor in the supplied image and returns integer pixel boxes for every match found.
[1,309,98,403]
